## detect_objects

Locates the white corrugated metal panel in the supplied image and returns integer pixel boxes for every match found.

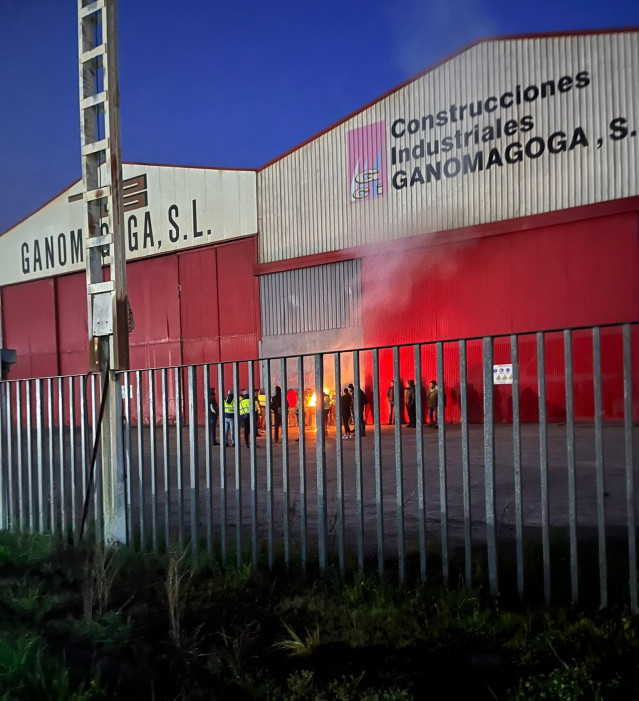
[258,31,639,263]
[260,259,361,336]
[0,164,257,287]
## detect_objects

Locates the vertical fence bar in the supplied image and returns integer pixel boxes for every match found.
[79,376,88,536]
[373,349,385,576]
[593,327,608,608]
[148,370,157,552]
[564,330,578,604]
[623,324,637,614]
[16,383,23,530]
[392,347,404,581]
[69,377,76,538]
[353,351,366,575]
[0,384,5,530]
[5,384,13,530]
[217,363,227,565]
[511,335,524,600]
[175,367,184,550]
[263,360,274,569]
[123,373,132,545]
[136,370,145,550]
[47,378,54,535]
[296,355,307,571]
[248,361,258,568]
[91,375,101,544]
[315,354,328,572]
[57,378,65,536]
[35,379,44,533]
[437,342,448,584]
[460,340,472,585]
[26,380,34,531]
[414,346,425,580]
[280,357,290,567]
[188,365,199,558]
[537,332,551,604]
[316,355,327,559]
[232,362,242,567]
[483,337,498,596]
[334,353,345,575]
[203,365,213,557]
[161,369,170,547]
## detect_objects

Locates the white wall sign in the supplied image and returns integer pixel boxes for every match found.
[0,164,258,287]
[259,32,639,264]
[493,364,513,385]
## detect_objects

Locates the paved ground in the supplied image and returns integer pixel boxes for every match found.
[4,420,636,564]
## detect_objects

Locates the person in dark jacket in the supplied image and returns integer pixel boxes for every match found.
[209,387,219,445]
[348,383,368,436]
[340,387,353,439]
[405,380,416,427]
[271,386,283,443]
[386,380,395,424]
[427,380,442,428]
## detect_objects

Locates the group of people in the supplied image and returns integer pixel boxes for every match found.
[208,378,444,447]
[387,379,443,428]
[339,383,367,439]
[208,387,263,449]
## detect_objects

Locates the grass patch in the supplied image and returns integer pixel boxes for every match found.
[0,530,637,699]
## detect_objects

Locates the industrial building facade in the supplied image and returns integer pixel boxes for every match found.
[1,29,638,422]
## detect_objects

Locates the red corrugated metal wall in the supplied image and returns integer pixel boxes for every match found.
[175,237,260,419]
[127,255,182,371]
[361,211,639,422]
[1,237,260,425]
[362,212,639,345]
[359,326,639,426]
[179,247,220,365]
[1,279,58,379]
[217,237,260,388]
[55,272,88,377]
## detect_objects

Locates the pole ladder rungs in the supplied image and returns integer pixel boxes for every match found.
[82,139,109,156]
[85,234,112,249]
[88,281,114,295]
[85,186,111,202]
[79,1,106,19]
[81,92,107,110]
[80,45,106,65]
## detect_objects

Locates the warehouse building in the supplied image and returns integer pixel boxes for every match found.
[1,28,638,422]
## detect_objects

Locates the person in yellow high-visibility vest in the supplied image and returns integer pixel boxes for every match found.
[223,390,235,447]
[239,390,253,448]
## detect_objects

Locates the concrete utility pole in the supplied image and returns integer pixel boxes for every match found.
[77,0,129,543]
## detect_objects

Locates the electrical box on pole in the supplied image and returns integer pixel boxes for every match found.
[77,0,129,543]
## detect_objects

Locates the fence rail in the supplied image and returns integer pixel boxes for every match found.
[0,323,637,611]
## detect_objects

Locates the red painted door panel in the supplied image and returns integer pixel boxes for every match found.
[56,272,89,376]
[2,279,58,379]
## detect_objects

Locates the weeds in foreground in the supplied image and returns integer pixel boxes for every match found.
[272,622,320,657]
[0,529,638,700]
[0,531,53,568]
[269,670,413,700]
[219,619,261,672]
[166,546,192,647]
[81,544,122,622]
[0,634,105,700]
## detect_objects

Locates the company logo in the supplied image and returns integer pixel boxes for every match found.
[347,121,387,203]
[68,173,149,215]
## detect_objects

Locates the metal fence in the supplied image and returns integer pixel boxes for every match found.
[0,323,637,611]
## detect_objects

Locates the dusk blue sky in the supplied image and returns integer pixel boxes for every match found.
[1,1,638,235]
